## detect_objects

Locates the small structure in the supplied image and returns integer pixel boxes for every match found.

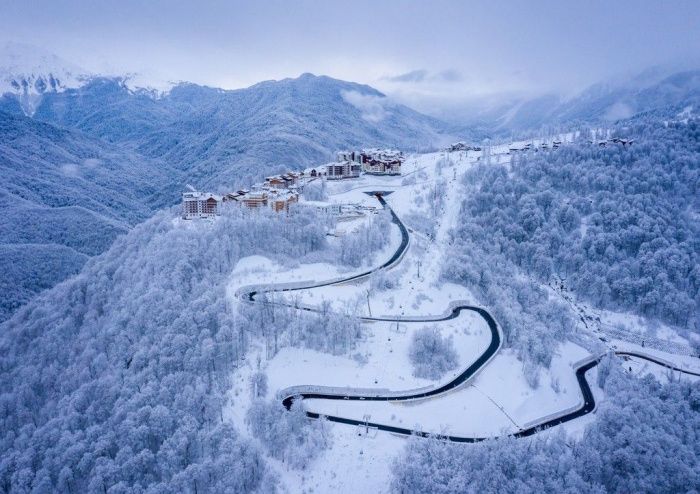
[337,150,358,162]
[282,172,301,187]
[240,191,269,209]
[446,142,472,152]
[265,176,287,189]
[508,143,533,153]
[608,137,634,147]
[182,190,222,219]
[297,200,343,216]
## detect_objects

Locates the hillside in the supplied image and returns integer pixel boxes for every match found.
[0,111,180,319]
[0,46,454,319]
[2,130,698,492]
[24,73,451,187]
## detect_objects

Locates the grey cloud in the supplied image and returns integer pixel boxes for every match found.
[436,69,462,82]
[385,70,429,83]
[1,0,698,102]
[384,69,463,84]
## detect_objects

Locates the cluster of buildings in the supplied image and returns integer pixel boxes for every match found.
[222,189,299,213]
[445,142,482,152]
[508,140,563,153]
[182,147,404,220]
[308,149,403,179]
[591,137,634,147]
[182,173,302,219]
[505,136,632,156]
[356,148,404,175]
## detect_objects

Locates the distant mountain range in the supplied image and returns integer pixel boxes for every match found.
[1,43,699,320]
[0,42,92,116]
[0,45,456,320]
[21,73,451,187]
[442,67,700,136]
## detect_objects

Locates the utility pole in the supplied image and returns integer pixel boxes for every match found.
[365,288,372,317]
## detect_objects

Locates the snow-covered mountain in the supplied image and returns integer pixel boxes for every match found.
[2,116,698,492]
[0,111,180,320]
[447,67,700,136]
[0,43,92,116]
[0,46,458,322]
[23,73,454,187]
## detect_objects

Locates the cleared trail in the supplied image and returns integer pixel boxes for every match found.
[239,193,700,442]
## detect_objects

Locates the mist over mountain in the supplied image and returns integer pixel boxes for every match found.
[438,67,700,136]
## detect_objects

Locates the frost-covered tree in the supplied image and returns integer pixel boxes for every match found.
[0,202,356,491]
[302,180,328,201]
[250,369,269,399]
[445,117,700,372]
[392,366,700,493]
[408,326,459,380]
[246,398,331,470]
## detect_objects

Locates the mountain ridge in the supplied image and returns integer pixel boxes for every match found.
[0,49,456,321]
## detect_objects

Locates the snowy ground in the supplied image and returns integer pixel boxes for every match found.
[305,342,591,438]
[223,145,697,493]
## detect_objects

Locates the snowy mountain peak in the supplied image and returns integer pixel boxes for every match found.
[0,42,92,115]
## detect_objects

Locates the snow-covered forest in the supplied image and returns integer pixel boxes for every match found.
[0,111,177,321]
[0,204,390,492]
[2,18,700,490]
[446,118,699,374]
[391,364,700,493]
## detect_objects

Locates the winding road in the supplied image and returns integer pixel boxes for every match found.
[240,193,700,442]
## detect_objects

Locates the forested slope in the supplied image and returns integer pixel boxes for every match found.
[0,206,324,491]
[0,202,393,491]
[392,364,700,493]
[446,118,699,371]
[0,112,182,320]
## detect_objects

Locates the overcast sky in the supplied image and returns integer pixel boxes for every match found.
[2,0,699,104]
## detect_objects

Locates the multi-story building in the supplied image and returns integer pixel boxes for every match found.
[240,191,269,209]
[359,148,403,175]
[326,161,361,180]
[182,191,222,219]
[270,192,298,212]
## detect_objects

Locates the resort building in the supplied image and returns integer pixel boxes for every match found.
[182,191,222,219]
